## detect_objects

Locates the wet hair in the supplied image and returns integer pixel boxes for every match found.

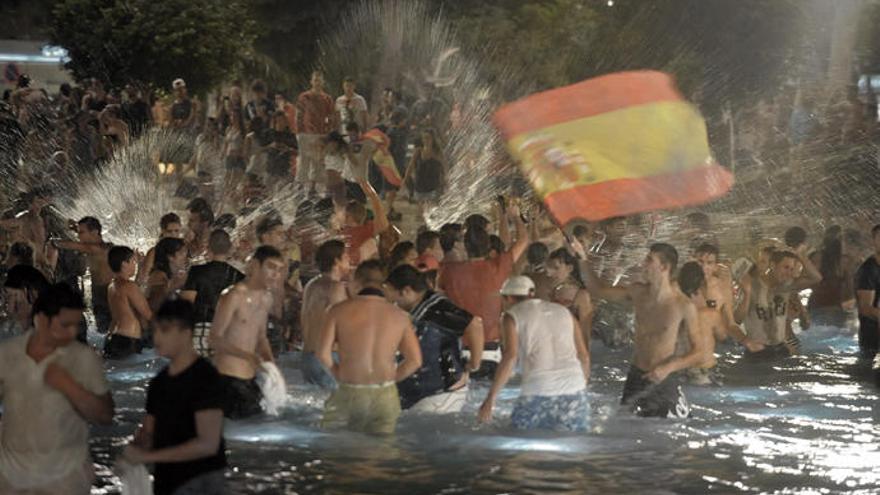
[313,198,335,228]
[191,206,214,226]
[386,264,428,293]
[155,299,196,332]
[343,76,356,84]
[186,197,209,212]
[819,234,842,280]
[872,224,880,239]
[32,282,85,319]
[388,241,416,269]
[311,69,324,79]
[251,79,267,93]
[464,227,491,259]
[694,243,719,258]
[208,229,232,255]
[253,245,283,264]
[548,248,584,287]
[160,212,181,231]
[213,213,237,230]
[315,240,346,273]
[678,261,705,297]
[527,242,549,266]
[439,223,463,253]
[649,243,679,273]
[354,259,385,285]
[8,242,34,266]
[344,121,360,135]
[489,235,505,256]
[416,230,441,255]
[78,216,102,234]
[108,246,135,273]
[784,227,807,248]
[770,250,799,265]
[465,214,490,232]
[4,264,49,302]
[153,237,186,278]
[572,225,590,239]
[256,215,284,242]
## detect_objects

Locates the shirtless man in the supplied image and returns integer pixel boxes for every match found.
[52,217,113,334]
[0,188,49,265]
[693,243,765,352]
[676,262,722,385]
[318,260,422,434]
[300,240,350,389]
[579,242,710,418]
[105,246,152,359]
[209,245,284,419]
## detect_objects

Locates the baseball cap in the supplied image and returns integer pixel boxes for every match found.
[500,276,535,297]
[172,78,186,89]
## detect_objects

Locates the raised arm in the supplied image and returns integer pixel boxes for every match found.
[578,258,630,304]
[478,314,518,423]
[792,249,822,290]
[507,204,529,263]
[359,178,388,233]
[52,239,104,255]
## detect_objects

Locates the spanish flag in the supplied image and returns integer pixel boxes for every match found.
[493,71,733,225]
[362,128,402,187]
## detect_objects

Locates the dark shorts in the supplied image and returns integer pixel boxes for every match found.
[744,343,793,361]
[219,374,263,419]
[858,317,878,359]
[621,366,690,418]
[103,334,143,360]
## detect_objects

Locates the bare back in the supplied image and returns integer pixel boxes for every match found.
[108,279,145,338]
[212,283,273,379]
[301,275,347,353]
[327,296,412,385]
[630,285,692,371]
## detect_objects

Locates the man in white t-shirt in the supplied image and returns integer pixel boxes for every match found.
[336,77,368,136]
[0,283,114,494]
[477,276,590,431]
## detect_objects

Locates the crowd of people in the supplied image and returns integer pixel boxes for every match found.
[0,70,878,495]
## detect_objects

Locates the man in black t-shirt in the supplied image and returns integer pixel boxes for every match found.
[854,224,880,359]
[385,265,484,413]
[123,299,227,495]
[180,230,244,356]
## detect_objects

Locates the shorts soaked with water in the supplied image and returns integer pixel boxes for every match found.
[103,334,143,360]
[621,366,690,418]
[219,374,263,419]
[510,390,589,431]
[322,382,401,435]
[300,351,337,390]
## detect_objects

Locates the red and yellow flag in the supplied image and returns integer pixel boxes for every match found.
[493,71,734,225]
[362,128,402,187]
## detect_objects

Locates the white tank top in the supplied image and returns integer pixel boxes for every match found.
[506,299,586,397]
[744,274,788,345]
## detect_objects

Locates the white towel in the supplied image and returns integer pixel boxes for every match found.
[116,459,152,495]
[257,362,288,416]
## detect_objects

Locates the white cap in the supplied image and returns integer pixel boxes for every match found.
[500,276,535,297]
[172,78,186,89]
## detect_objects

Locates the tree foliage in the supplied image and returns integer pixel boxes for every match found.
[50,0,256,94]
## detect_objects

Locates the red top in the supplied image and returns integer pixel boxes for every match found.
[342,221,375,267]
[439,251,515,342]
[295,90,335,134]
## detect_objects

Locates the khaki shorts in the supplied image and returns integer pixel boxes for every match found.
[0,460,93,495]
[322,382,401,435]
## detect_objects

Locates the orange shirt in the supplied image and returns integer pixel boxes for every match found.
[439,251,514,342]
[295,90,335,134]
[342,221,375,267]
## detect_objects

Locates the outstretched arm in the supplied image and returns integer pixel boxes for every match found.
[792,250,822,290]
[359,178,388,233]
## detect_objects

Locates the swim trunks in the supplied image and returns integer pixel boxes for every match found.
[193,322,213,358]
[219,374,263,419]
[408,386,468,414]
[300,351,337,390]
[510,390,589,431]
[103,334,143,360]
[322,382,401,435]
[621,366,690,418]
[744,342,793,361]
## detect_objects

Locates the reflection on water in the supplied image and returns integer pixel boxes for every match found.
[89,316,880,494]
